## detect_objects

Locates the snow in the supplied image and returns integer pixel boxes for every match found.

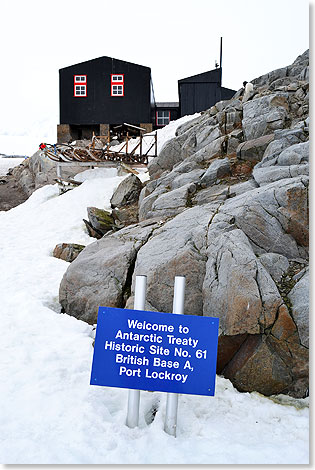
[0,118,309,465]
[0,157,25,176]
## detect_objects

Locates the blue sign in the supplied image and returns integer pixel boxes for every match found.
[90,307,219,396]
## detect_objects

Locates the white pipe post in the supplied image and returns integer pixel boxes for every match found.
[126,275,147,428]
[56,163,61,179]
[164,276,186,437]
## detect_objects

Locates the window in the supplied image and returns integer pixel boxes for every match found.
[156,110,170,126]
[74,75,87,97]
[111,74,124,96]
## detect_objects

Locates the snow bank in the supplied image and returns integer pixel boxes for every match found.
[0,169,309,464]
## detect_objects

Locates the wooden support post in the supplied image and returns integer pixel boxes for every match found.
[139,134,143,158]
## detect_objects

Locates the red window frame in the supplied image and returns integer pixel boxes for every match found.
[111,74,124,97]
[156,110,171,126]
[74,75,87,97]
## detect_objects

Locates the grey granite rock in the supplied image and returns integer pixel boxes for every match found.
[289,269,309,348]
[132,203,220,315]
[200,157,230,188]
[59,219,160,324]
[242,93,289,140]
[203,229,282,335]
[258,253,290,283]
[110,174,143,208]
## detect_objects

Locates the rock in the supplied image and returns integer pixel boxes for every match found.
[208,177,308,259]
[258,253,289,283]
[171,169,205,190]
[53,243,85,263]
[288,270,309,348]
[86,207,116,236]
[83,219,103,239]
[222,334,294,396]
[149,183,196,218]
[59,219,160,324]
[139,191,162,222]
[237,134,274,162]
[277,141,309,166]
[112,203,138,228]
[190,136,226,164]
[148,132,195,179]
[200,157,230,188]
[253,164,309,186]
[271,304,299,343]
[242,93,289,140]
[260,128,308,166]
[133,203,220,316]
[192,184,229,205]
[203,229,282,335]
[110,174,143,208]
[228,179,258,197]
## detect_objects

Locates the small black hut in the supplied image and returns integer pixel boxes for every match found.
[178,67,235,117]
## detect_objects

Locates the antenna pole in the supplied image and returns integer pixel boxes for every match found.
[219,37,223,87]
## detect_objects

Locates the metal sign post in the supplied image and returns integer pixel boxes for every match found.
[126,275,147,428]
[164,276,186,437]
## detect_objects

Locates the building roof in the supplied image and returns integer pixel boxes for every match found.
[178,68,221,84]
[155,102,179,108]
[59,56,151,72]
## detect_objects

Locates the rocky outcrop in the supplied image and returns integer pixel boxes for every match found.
[59,50,309,397]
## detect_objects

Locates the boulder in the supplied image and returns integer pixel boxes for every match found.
[53,243,85,263]
[110,174,143,208]
[59,219,160,324]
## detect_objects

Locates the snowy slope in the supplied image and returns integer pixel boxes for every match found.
[0,166,309,464]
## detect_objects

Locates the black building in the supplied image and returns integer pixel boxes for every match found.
[57,54,236,143]
[178,67,235,117]
[58,56,155,142]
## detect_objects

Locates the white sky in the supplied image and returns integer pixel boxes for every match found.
[0,0,310,139]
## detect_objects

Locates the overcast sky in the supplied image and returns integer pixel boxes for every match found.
[0,0,310,138]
